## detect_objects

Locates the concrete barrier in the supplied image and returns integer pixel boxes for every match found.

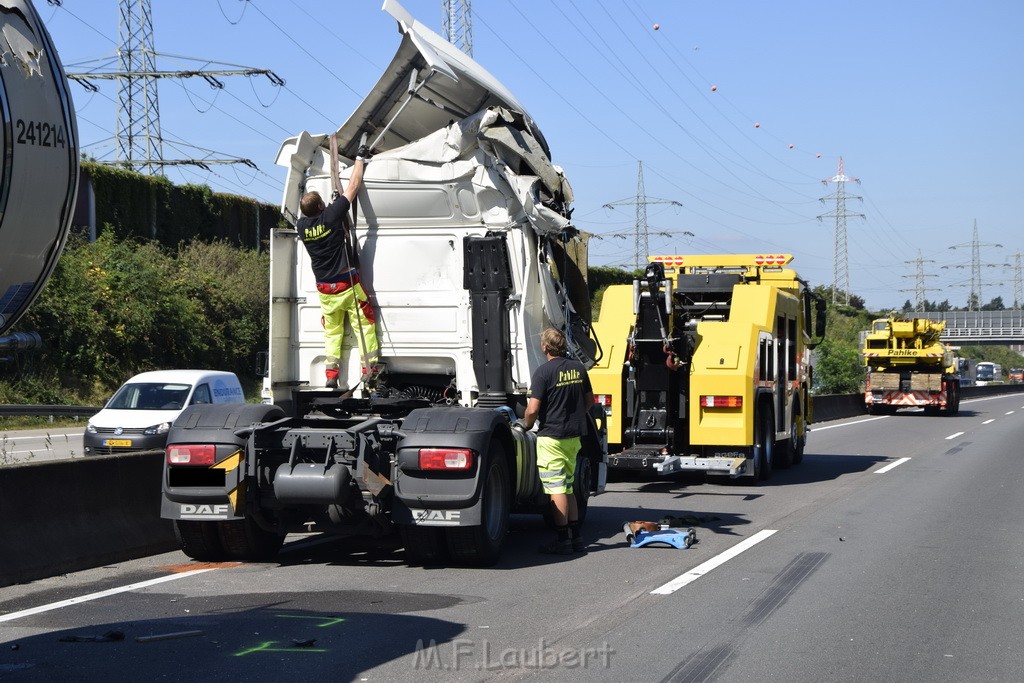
[0,451,177,587]
[811,383,1024,424]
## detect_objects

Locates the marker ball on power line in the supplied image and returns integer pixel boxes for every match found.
[754,122,761,128]
[816,153,822,158]
[788,143,794,149]
[653,23,660,30]
[710,85,717,92]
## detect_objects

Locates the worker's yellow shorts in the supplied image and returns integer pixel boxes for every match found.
[536,436,580,495]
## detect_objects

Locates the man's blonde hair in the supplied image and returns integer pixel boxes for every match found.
[541,327,567,356]
[300,191,324,217]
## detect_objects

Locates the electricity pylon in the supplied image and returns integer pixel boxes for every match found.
[603,161,683,271]
[443,0,473,56]
[900,250,939,312]
[66,0,282,174]
[817,157,864,305]
[947,220,1003,311]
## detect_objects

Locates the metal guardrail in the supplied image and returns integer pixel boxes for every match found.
[0,404,101,418]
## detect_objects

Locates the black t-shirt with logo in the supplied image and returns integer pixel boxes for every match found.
[529,356,593,438]
[296,195,352,283]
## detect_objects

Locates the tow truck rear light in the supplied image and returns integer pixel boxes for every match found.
[419,448,474,470]
[700,395,743,408]
[594,394,611,406]
[166,444,216,466]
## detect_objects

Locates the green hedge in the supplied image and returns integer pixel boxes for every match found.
[81,161,286,249]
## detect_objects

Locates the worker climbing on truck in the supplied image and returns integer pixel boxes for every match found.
[522,328,594,555]
[296,135,378,390]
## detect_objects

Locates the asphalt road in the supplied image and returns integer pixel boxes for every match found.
[2,393,1023,681]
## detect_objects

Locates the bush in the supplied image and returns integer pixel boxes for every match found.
[5,234,268,405]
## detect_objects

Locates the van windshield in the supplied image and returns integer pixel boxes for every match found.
[108,383,191,410]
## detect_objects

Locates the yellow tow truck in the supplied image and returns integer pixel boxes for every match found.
[590,254,825,481]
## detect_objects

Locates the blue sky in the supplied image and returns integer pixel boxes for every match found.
[40,0,1024,312]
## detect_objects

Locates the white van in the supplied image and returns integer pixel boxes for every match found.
[83,370,245,456]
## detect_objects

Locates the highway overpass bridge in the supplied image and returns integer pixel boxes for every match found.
[920,310,1024,346]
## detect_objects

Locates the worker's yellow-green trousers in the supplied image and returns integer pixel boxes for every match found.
[320,283,379,380]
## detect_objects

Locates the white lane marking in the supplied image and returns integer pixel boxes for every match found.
[651,529,777,595]
[1006,411,1015,415]
[0,569,216,623]
[812,416,889,431]
[1,433,83,442]
[982,419,995,425]
[875,457,911,474]
[945,432,964,440]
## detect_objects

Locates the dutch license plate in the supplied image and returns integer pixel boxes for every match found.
[104,439,133,447]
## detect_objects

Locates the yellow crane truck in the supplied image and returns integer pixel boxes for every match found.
[861,317,961,415]
[590,254,825,481]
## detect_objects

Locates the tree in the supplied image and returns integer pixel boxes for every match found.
[982,296,1006,311]
[813,338,863,394]
[901,299,914,312]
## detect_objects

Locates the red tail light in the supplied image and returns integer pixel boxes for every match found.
[700,395,743,408]
[166,444,216,466]
[419,448,474,470]
[594,394,612,407]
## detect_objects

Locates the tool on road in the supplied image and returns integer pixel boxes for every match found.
[623,521,697,549]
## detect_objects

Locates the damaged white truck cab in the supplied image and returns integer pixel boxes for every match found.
[160,0,606,566]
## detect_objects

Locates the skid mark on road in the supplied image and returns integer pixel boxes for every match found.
[661,552,830,683]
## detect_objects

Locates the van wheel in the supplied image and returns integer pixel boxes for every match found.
[174,520,227,561]
[447,448,510,566]
[217,518,284,561]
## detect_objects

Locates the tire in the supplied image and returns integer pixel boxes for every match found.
[401,526,448,565]
[217,517,284,561]
[776,427,794,469]
[750,406,774,482]
[446,448,511,566]
[945,382,960,416]
[792,427,805,465]
[174,520,227,561]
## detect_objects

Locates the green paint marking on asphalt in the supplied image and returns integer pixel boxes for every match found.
[274,614,347,628]
[233,640,327,657]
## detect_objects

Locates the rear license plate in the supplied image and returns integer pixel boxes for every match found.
[104,439,133,447]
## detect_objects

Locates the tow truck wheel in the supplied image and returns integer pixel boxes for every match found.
[217,517,284,561]
[446,447,511,566]
[174,520,226,561]
[753,407,774,482]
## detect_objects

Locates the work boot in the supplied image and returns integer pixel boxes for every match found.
[569,522,585,552]
[325,377,339,389]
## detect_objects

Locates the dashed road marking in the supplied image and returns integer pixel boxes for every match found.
[983,419,995,425]
[812,416,889,431]
[945,432,964,440]
[651,529,777,595]
[1006,411,1015,415]
[875,457,911,474]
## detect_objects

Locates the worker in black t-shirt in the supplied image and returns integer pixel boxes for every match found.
[523,327,594,554]
[296,141,378,390]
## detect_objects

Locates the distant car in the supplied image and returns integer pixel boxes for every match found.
[1009,368,1024,384]
[83,370,245,456]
